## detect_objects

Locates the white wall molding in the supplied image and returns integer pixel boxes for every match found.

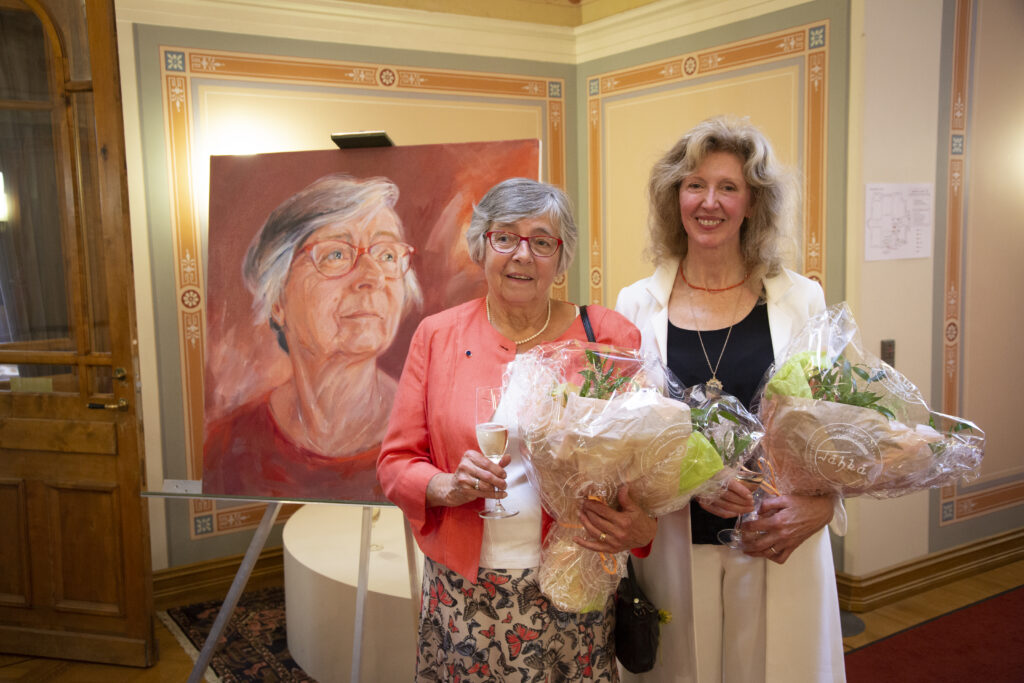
[116,0,578,63]
[573,0,812,63]
[116,0,811,65]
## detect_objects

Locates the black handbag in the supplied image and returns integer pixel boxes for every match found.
[614,556,660,673]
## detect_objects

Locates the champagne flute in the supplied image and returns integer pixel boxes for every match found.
[476,386,518,519]
[716,465,766,548]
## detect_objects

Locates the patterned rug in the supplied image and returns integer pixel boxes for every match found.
[159,586,315,682]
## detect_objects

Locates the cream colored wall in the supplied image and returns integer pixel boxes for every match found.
[603,67,801,299]
[197,88,543,158]
[194,84,544,231]
[961,0,1024,484]
[842,0,942,575]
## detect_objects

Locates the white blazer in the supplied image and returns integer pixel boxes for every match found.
[615,259,846,683]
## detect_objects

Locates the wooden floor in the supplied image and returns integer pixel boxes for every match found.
[0,618,195,681]
[2,559,1022,681]
[841,557,1024,652]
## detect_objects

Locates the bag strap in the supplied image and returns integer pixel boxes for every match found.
[626,555,638,582]
[580,305,596,343]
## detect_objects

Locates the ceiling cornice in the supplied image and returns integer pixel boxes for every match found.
[116,0,576,62]
[573,0,811,63]
[115,0,811,65]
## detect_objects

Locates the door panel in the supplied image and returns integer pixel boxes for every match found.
[0,0,153,666]
[0,480,30,607]
[0,417,117,453]
[50,485,123,614]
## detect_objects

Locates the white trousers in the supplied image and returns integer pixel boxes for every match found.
[691,544,767,682]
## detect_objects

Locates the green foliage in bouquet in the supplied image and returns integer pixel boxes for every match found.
[690,406,755,461]
[765,351,894,420]
[578,350,633,399]
[926,413,979,454]
[806,357,895,420]
[765,351,980,457]
[678,399,762,494]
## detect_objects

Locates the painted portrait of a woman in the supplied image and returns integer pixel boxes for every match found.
[203,174,421,500]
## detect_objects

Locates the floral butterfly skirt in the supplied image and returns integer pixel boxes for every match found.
[416,557,617,682]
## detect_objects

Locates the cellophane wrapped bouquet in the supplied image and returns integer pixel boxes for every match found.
[756,302,984,498]
[683,383,766,480]
[500,340,761,612]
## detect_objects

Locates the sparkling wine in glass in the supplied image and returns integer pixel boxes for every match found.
[476,387,518,519]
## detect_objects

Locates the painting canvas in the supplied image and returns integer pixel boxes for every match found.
[202,139,540,502]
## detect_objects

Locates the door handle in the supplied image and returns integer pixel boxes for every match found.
[87,399,128,411]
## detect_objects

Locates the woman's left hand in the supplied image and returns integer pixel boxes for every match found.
[740,493,835,564]
[574,484,657,554]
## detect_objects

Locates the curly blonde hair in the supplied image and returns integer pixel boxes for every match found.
[647,116,797,278]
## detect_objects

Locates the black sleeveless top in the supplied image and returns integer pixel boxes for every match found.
[666,300,774,544]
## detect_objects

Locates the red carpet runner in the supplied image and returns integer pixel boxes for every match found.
[844,585,1024,682]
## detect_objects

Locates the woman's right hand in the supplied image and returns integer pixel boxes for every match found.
[696,477,756,518]
[425,449,510,508]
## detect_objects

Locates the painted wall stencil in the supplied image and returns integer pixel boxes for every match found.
[202,140,540,501]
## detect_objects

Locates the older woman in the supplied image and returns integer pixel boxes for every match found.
[378,177,653,681]
[204,173,421,500]
[615,117,846,682]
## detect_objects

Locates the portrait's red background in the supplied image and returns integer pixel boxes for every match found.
[203,139,540,500]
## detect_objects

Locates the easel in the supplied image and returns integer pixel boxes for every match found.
[186,498,280,683]
[152,481,419,683]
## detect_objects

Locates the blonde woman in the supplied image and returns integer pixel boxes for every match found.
[616,117,846,682]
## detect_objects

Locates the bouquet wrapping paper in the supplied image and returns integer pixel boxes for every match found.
[757,303,984,498]
[501,341,757,611]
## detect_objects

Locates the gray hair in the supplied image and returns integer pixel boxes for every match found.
[466,177,577,276]
[243,173,423,325]
[647,115,796,278]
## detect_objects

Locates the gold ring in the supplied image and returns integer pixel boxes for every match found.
[770,545,778,554]
[599,532,607,542]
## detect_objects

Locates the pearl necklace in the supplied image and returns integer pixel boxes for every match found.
[486,297,552,345]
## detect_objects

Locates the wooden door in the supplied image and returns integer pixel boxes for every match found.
[0,0,154,666]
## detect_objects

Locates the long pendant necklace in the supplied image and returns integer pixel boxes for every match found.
[688,284,744,397]
[486,297,552,345]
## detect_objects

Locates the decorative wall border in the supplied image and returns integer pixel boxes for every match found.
[937,0,1024,525]
[585,23,830,305]
[158,47,566,537]
[941,0,971,423]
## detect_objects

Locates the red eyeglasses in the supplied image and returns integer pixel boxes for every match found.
[484,231,563,257]
[298,239,415,279]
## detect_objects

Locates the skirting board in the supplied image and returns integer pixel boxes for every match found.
[837,528,1024,612]
[154,528,1022,614]
[152,547,284,611]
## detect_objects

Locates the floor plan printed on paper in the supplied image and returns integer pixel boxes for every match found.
[864,183,933,261]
